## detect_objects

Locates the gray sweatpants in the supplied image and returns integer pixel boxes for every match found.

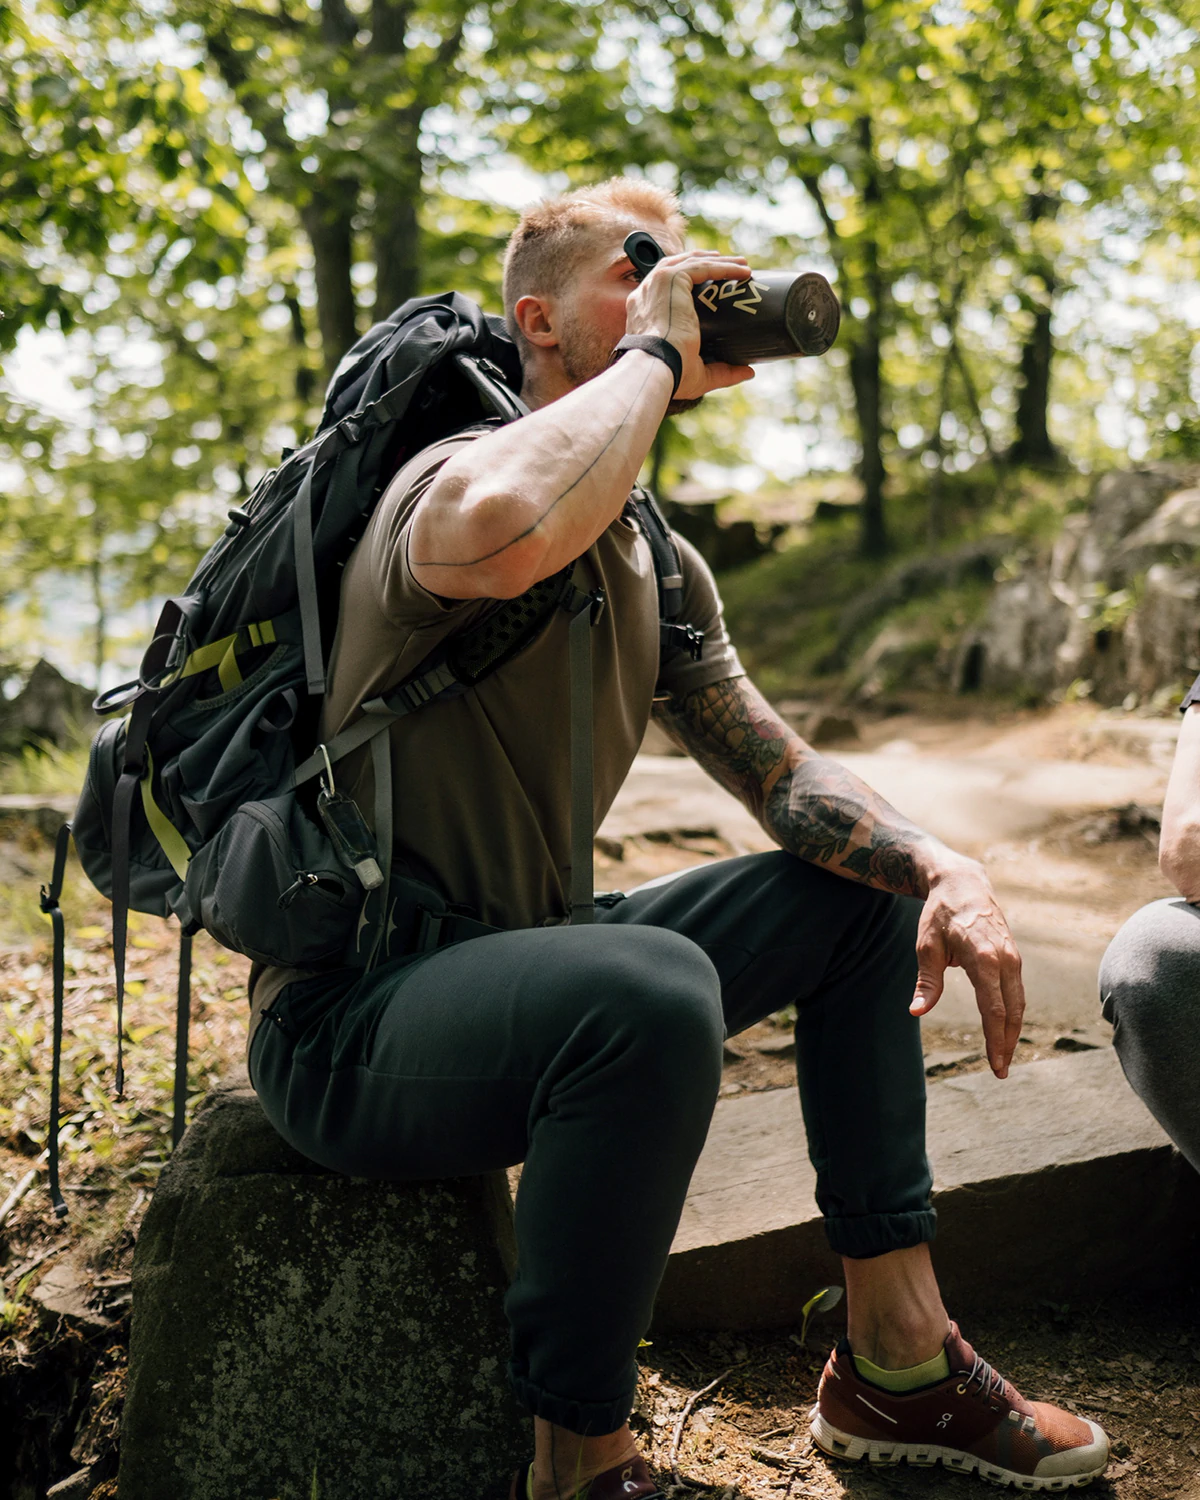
[1099,897,1200,1173]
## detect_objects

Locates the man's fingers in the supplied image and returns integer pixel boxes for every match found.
[655,254,751,287]
[963,944,1010,1077]
[910,933,946,1016]
[998,947,1026,1075]
[702,362,755,390]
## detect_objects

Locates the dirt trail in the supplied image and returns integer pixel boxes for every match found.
[599,702,1177,1082]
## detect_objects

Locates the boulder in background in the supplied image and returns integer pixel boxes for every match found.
[0,659,94,755]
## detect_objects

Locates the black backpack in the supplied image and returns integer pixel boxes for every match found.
[42,292,701,1214]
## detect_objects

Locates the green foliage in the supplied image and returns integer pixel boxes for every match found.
[1,0,251,347]
[719,465,1084,696]
[1,0,1198,675]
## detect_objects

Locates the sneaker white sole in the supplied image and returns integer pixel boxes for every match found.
[810,1408,1107,1491]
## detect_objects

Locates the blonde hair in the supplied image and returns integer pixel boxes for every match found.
[502,178,686,352]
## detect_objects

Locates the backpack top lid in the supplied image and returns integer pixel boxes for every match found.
[319,294,523,435]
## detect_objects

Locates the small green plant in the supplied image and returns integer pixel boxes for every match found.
[0,1271,34,1335]
[799,1284,844,1346]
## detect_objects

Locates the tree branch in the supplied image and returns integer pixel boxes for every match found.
[799,171,847,282]
[226,5,305,33]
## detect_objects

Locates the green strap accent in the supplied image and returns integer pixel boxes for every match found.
[165,618,278,687]
[218,641,243,692]
[179,634,235,679]
[140,745,192,880]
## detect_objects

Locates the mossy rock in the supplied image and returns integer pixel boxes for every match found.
[119,1086,524,1500]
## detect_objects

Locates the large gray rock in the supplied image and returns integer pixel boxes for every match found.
[958,573,1069,696]
[0,658,93,754]
[119,1085,525,1500]
[1121,563,1200,702]
[962,464,1200,704]
[655,1048,1200,1330]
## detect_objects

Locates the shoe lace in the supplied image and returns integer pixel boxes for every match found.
[961,1351,1008,1407]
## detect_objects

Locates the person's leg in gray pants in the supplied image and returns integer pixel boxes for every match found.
[249,851,929,1433]
[1100,897,1200,1173]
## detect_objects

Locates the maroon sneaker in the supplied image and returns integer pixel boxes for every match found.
[508,1454,664,1500]
[811,1323,1108,1490]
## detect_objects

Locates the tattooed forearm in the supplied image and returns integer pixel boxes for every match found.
[764,758,930,896]
[654,677,939,898]
[653,677,791,821]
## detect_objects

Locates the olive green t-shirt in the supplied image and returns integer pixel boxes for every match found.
[250,428,745,1031]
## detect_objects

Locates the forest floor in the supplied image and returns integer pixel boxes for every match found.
[0,697,1197,1498]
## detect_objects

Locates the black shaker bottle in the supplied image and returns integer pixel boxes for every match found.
[624,230,840,364]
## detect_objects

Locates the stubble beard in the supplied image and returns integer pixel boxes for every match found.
[557,310,704,416]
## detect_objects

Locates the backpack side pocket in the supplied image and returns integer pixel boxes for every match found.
[183,796,359,966]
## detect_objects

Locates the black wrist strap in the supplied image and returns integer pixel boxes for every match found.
[609,334,683,396]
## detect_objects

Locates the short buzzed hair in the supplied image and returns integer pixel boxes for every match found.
[502,178,686,353]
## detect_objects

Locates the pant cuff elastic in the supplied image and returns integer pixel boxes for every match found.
[508,1366,634,1435]
[824,1207,937,1259]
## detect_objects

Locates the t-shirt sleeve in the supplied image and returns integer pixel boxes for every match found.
[655,531,746,699]
[369,432,487,626]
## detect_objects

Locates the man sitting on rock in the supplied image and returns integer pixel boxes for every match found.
[1100,683,1200,1176]
[247,178,1108,1499]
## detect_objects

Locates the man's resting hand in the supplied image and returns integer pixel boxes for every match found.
[910,856,1025,1079]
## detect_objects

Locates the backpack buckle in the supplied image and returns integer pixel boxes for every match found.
[589,588,607,625]
[661,622,704,661]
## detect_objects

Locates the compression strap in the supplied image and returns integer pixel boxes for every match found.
[140,745,192,882]
[41,822,71,1220]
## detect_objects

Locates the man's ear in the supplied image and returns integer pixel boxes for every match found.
[513,293,559,349]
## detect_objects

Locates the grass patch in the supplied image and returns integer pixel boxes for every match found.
[0,738,91,799]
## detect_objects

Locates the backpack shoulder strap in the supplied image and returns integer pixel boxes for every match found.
[293,563,578,787]
[629,484,705,664]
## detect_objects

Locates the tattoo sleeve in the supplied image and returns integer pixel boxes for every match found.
[653,677,937,898]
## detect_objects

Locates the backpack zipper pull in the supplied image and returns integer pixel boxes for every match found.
[277,872,320,910]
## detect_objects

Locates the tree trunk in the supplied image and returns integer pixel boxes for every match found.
[368,0,425,320]
[853,106,888,559]
[373,177,421,320]
[850,326,887,557]
[301,181,360,382]
[285,294,316,406]
[1009,287,1057,465]
[1009,186,1059,467]
[649,420,670,499]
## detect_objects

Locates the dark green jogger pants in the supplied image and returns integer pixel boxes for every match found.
[249,851,934,1435]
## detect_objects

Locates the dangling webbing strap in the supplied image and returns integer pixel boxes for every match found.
[172,931,192,1149]
[365,726,394,970]
[111,690,155,1099]
[41,822,71,1220]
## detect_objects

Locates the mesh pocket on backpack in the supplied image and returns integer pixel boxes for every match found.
[182,795,359,966]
